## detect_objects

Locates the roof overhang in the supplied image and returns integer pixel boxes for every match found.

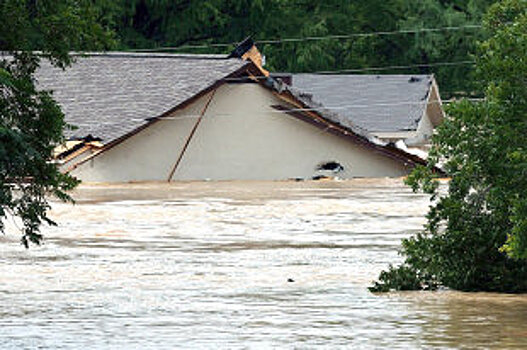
[371,131,417,139]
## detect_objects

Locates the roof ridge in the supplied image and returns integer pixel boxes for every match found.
[2,51,236,60]
[69,52,234,60]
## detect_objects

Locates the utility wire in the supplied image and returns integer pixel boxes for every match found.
[159,60,475,88]
[217,60,476,83]
[127,24,483,52]
[257,25,483,44]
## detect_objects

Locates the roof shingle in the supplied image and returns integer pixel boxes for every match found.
[290,74,433,133]
[35,52,247,142]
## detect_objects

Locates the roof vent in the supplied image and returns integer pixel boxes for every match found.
[408,77,422,83]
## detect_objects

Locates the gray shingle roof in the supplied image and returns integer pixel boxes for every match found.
[290,74,433,133]
[35,52,247,142]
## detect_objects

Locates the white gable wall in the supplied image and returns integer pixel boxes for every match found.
[405,110,434,147]
[406,82,444,147]
[72,83,411,182]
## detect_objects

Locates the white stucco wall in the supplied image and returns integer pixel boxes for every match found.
[72,83,412,182]
[417,111,434,138]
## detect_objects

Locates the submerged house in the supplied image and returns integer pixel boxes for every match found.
[36,43,444,182]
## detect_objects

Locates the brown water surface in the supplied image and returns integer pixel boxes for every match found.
[1,179,526,349]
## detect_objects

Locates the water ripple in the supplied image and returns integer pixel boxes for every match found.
[1,179,526,349]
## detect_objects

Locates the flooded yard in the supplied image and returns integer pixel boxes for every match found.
[1,179,526,349]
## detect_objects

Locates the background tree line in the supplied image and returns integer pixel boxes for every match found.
[98,0,496,98]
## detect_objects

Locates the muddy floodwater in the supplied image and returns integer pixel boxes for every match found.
[1,179,527,349]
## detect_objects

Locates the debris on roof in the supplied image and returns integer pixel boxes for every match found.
[53,139,103,165]
[394,140,429,160]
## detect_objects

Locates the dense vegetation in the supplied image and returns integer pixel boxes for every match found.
[370,0,527,293]
[105,0,496,97]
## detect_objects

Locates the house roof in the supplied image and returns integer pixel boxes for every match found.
[264,80,439,172]
[289,74,434,133]
[35,52,248,142]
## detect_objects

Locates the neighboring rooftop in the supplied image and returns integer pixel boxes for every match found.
[35,52,248,142]
[289,74,434,133]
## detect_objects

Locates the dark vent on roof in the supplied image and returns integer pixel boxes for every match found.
[408,77,422,83]
[70,134,102,142]
[228,37,254,58]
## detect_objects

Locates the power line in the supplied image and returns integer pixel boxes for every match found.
[257,25,483,44]
[217,60,476,83]
[127,24,483,52]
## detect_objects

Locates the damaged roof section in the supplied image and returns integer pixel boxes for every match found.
[290,74,434,133]
[264,77,444,174]
[35,52,248,142]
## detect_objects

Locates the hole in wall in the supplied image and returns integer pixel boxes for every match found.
[316,161,344,172]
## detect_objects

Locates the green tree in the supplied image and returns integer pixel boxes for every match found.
[0,0,114,247]
[370,0,527,293]
[109,0,494,96]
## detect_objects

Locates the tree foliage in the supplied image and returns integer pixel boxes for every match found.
[107,0,496,97]
[0,0,114,247]
[370,0,527,293]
